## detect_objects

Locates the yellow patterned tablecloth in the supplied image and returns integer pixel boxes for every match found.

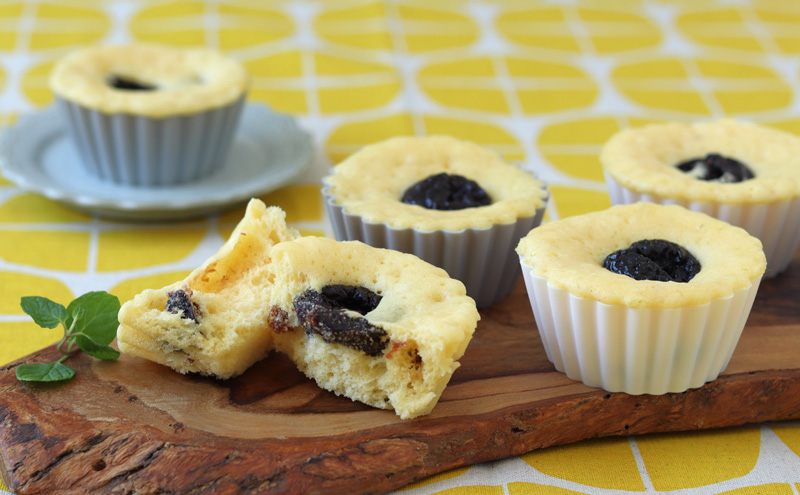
[2,1,800,494]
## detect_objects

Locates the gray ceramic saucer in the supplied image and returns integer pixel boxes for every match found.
[0,103,313,221]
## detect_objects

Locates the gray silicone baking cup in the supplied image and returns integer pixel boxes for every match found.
[55,95,245,187]
[519,259,762,395]
[323,183,548,308]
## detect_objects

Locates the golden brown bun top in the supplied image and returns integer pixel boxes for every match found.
[516,202,766,309]
[325,135,547,231]
[50,43,248,117]
[601,119,800,204]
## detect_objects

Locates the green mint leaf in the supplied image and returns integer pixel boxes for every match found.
[16,291,121,384]
[75,334,120,360]
[16,362,76,382]
[72,305,86,321]
[66,291,121,345]
[20,296,69,329]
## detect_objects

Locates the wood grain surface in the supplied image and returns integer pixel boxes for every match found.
[2,251,800,495]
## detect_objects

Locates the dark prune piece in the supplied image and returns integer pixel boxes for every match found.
[320,284,382,315]
[604,239,701,283]
[166,289,200,323]
[268,306,292,334]
[401,173,491,210]
[293,285,388,357]
[106,75,156,91]
[676,153,754,183]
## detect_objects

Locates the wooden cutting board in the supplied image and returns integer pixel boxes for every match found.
[2,251,800,495]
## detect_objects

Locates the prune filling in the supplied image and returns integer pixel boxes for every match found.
[107,75,157,91]
[401,173,491,210]
[676,153,754,183]
[166,289,200,323]
[604,239,701,283]
[293,285,388,357]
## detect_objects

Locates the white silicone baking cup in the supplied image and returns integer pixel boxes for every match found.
[55,95,245,187]
[519,259,762,395]
[323,183,547,308]
[606,173,800,278]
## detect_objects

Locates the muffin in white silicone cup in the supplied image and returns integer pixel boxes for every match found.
[602,119,800,278]
[323,135,549,308]
[516,202,766,395]
[49,43,249,187]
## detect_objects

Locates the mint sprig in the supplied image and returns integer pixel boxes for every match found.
[16,291,121,382]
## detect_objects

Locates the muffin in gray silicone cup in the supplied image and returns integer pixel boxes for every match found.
[516,202,766,395]
[49,44,249,187]
[323,135,549,308]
